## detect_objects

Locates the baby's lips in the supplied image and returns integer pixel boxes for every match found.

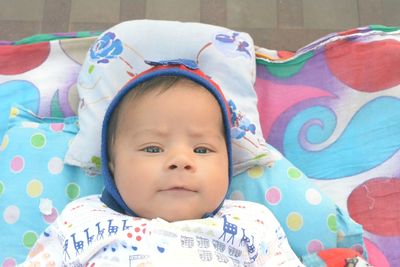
[159,185,197,192]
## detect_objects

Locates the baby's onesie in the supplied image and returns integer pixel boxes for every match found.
[20,195,304,267]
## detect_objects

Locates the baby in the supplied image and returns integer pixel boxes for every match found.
[21,60,304,266]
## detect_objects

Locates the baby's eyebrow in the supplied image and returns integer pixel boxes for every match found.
[131,129,224,140]
[188,130,225,140]
[132,128,169,138]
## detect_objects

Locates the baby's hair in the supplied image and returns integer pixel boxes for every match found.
[107,75,193,162]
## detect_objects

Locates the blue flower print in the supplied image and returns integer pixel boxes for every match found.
[215,32,239,43]
[90,32,123,64]
[214,32,252,59]
[229,100,256,140]
[236,40,251,58]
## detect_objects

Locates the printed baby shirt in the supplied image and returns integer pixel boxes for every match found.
[21,195,304,267]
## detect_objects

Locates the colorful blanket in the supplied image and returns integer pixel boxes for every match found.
[1,25,399,266]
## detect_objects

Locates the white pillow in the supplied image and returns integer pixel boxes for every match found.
[65,19,276,175]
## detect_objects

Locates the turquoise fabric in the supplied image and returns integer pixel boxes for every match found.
[0,105,103,264]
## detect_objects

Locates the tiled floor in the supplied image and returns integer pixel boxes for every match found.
[0,0,399,51]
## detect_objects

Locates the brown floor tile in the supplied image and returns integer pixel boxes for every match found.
[227,0,277,28]
[70,0,120,23]
[69,22,116,33]
[145,0,201,22]
[200,0,227,27]
[0,21,42,41]
[303,0,359,29]
[358,0,384,26]
[2,0,400,52]
[278,0,303,29]
[41,0,71,33]
[382,0,400,26]
[0,0,45,21]
[120,0,146,21]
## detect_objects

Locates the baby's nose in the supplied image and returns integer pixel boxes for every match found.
[168,163,193,171]
[166,151,196,172]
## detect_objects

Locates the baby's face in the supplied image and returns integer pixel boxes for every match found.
[109,80,229,221]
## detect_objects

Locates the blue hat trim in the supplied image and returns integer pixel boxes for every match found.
[101,59,233,219]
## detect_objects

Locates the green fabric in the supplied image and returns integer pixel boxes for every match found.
[256,51,314,78]
[369,25,400,32]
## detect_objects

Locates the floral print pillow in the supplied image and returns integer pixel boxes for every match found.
[65,20,277,175]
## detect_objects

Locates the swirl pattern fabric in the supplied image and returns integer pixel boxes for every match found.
[255,25,400,267]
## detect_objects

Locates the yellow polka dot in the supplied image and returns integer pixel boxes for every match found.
[26,179,43,198]
[10,107,19,118]
[0,134,9,151]
[286,212,303,231]
[247,165,264,179]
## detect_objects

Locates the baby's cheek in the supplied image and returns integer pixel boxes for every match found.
[209,177,229,202]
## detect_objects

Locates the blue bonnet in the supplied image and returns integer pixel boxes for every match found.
[100,59,233,218]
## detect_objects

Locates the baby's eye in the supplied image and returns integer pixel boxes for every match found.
[142,146,163,153]
[194,147,212,154]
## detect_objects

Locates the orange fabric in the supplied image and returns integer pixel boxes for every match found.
[318,248,361,267]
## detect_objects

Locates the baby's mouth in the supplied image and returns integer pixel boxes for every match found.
[160,186,197,193]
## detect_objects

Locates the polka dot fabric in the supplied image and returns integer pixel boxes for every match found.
[0,105,103,265]
[228,144,365,258]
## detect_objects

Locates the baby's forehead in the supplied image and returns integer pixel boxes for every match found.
[119,76,214,110]
[115,79,224,128]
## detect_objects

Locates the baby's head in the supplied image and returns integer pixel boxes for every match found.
[101,60,232,222]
